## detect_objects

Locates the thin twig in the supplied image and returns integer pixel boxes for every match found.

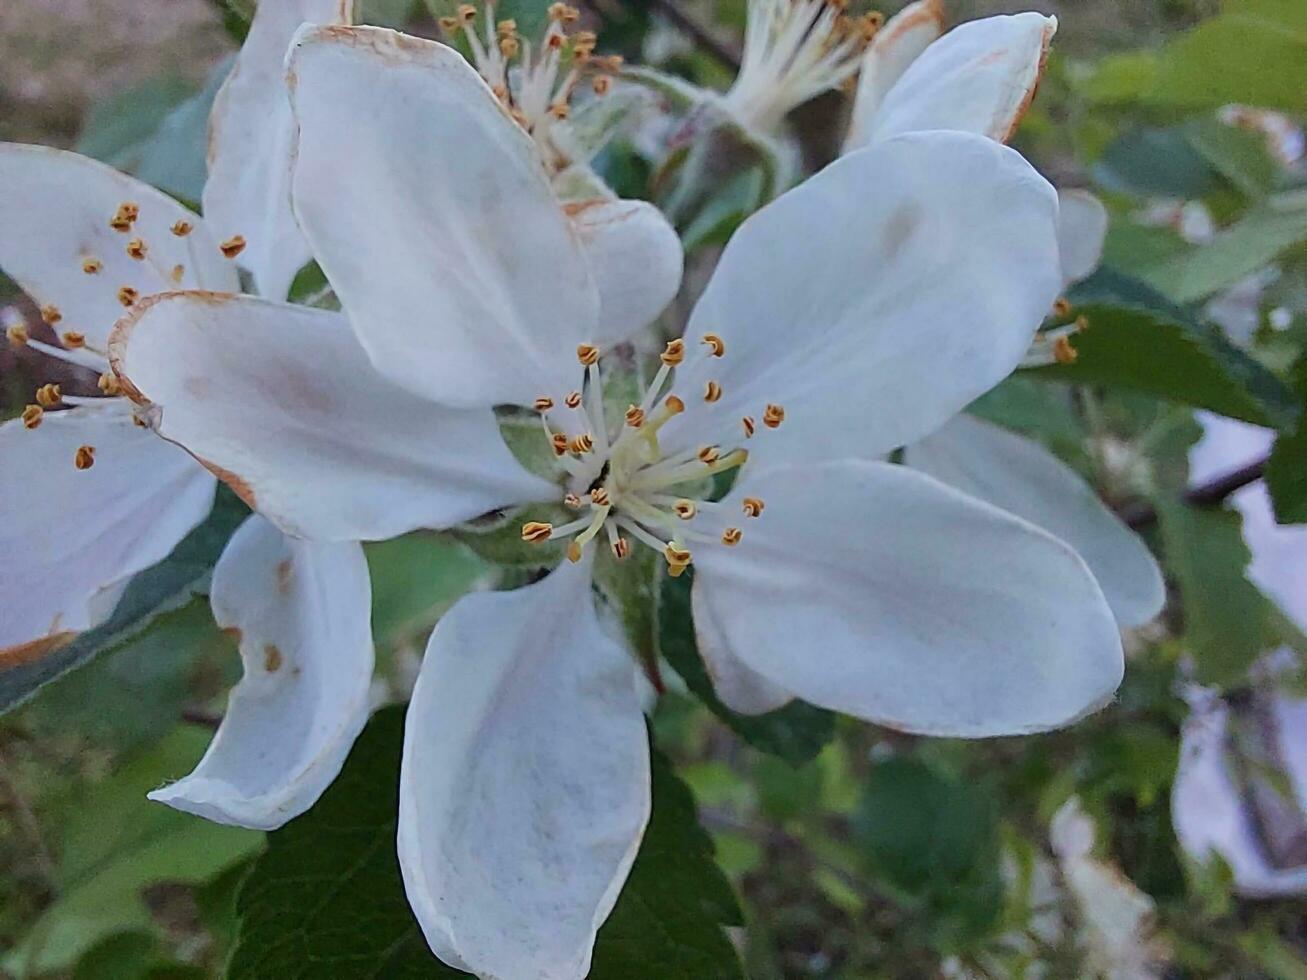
[1122,456,1268,529]
[646,0,742,70]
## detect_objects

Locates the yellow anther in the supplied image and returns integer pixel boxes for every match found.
[35,383,61,408]
[98,371,121,395]
[521,521,553,543]
[548,3,580,23]
[701,333,725,357]
[591,75,611,96]
[110,202,138,232]
[721,527,742,546]
[664,394,685,415]
[697,446,721,464]
[563,493,583,508]
[742,497,765,518]
[763,403,785,429]
[1053,296,1072,317]
[1053,334,1078,365]
[120,202,139,220]
[590,486,610,507]
[577,343,600,366]
[595,54,623,71]
[664,543,692,576]
[170,264,185,284]
[6,323,29,347]
[551,432,569,456]
[220,235,247,259]
[569,433,595,455]
[704,380,722,403]
[438,15,460,31]
[673,499,697,520]
[499,36,520,58]
[457,3,477,21]
[39,304,62,326]
[624,404,646,428]
[567,541,583,563]
[534,396,555,412]
[171,219,194,237]
[126,238,148,260]
[741,416,756,438]
[22,404,44,429]
[612,537,631,560]
[497,18,518,36]
[74,444,96,470]
[82,257,102,275]
[118,286,140,307]
[661,339,685,366]
[546,31,565,50]
[564,390,583,409]
[1075,314,1090,332]
[549,101,571,120]
[62,331,86,349]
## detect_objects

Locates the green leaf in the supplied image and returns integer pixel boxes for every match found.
[4,729,262,976]
[1035,270,1299,429]
[229,707,743,979]
[365,535,487,650]
[1156,499,1277,688]
[0,487,248,715]
[360,0,418,28]
[1266,410,1307,523]
[71,931,205,980]
[1094,126,1222,199]
[1183,117,1282,200]
[659,569,835,766]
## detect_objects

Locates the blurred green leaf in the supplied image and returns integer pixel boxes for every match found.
[4,729,262,976]
[71,930,205,980]
[360,0,419,27]
[1184,118,1283,200]
[1266,410,1307,523]
[1095,126,1222,199]
[365,535,487,649]
[753,755,823,824]
[659,569,835,766]
[0,488,248,715]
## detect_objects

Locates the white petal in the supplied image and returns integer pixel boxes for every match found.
[204,0,355,300]
[905,415,1165,627]
[1057,188,1109,286]
[662,131,1061,465]
[0,144,238,351]
[110,291,555,541]
[0,401,216,660]
[690,581,793,714]
[692,460,1123,737]
[398,558,649,979]
[1173,698,1307,898]
[566,198,683,340]
[149,514,372,830]
[288,26,600,408]
[859,13,1056,147]
[845,0,945,152]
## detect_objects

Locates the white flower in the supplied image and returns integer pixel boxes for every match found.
[113,24,1123,978]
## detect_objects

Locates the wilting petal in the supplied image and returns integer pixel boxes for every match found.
[398,557,649,979]
[857,13,1055,147]
[1173,696,1307,897]
[905,414,1164,627]
[566,198,683,339]
[288,25,600,408]
[204,0,355,300]
[662,131,1061,465]
[0,401,216,660]
[110,291,556,541]
[690,581,793,714]
[1057,188,1109,286]
[692,460,1122,737]
[845,0,945,151]
[149,514,372,830]
[0,144,238,351]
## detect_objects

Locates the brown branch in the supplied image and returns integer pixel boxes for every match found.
[1122,456,1268,529]
[645,0,742,70]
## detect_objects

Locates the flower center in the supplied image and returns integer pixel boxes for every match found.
[522,337,782,575]
[722,0,883,134]
[439,2,623,172]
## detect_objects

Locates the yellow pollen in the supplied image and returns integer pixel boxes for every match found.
[664,543,692,576]
[551,433,569,456]
[82,257,102,275]
[592,75,611,96]
[612,537,631,559]
[590,487,610,507]
[665,394,685,415]
[534,396,555,412]
[721,527,742,546]
[21,404,43,429]
[39,304,62,326]
[563,493,583,508]
[457,3,476,21]
[220,235,247,259]
[62,331,86,349]
[763,403,785,429]
[697,446,721,464]
[1053,296,1073,317]
[624,404,646,428]
[35,383,61,408]
[549,101,571,120]
[567,541,583,563]
[577,343,600,366]
[500,36,520,58]
[661,339,685,366]
[170,264,185,284]
[704,380,722,403]
[521,521,553,543]
[1053,335,1078,365]
[126,238,148,260]
[548,3,580,23]
[497,18,518,35]
[110,202,138,232]
[117,286,140,307]
[98,371,121,395]
[701,333,725,357]
[6,323,29,346]
[673,500,697,520]
[742,497,765,518]
[171,219,194,237]
[74,444,96,470]
[742,416,756,438]
[569,433,595,455]
[564,391,583,409]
